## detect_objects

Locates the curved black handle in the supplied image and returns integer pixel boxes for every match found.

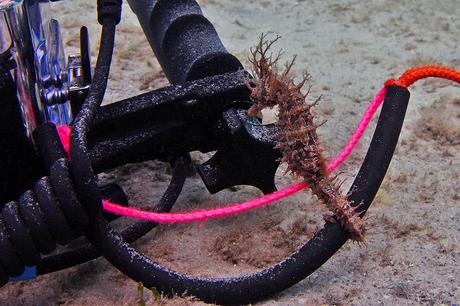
[80,85,411,305]
[129,0,243,84]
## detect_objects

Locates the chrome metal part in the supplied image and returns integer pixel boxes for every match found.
[1,0,39,137]
[0,13,11,56]
[27,0,72,124]
[67,54,90,105]
[0,0,73,138]
[68,54,87,90]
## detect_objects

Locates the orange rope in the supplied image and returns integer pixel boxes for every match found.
[385,65,460,88]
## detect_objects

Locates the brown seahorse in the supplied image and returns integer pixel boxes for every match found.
[246,34,365,242]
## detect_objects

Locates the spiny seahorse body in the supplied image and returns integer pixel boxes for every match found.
[247,35,365,242]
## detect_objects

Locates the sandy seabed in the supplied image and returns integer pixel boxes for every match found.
[1,0,459,305]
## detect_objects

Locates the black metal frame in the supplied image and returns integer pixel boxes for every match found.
[0,0,413,304]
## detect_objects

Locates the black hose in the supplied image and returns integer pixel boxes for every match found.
[36,155,188,275]
[75,86,410,304]
[69,21,118,217]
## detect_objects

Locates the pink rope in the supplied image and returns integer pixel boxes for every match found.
[57,125,72,155]
[102,182,308,222]
[57,87,386,223]
[327,86,387,170]
[100,86,387,223]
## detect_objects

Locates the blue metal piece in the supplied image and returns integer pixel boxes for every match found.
[1,0,73,136]
[9,266,37,281]
[27,0,73,125]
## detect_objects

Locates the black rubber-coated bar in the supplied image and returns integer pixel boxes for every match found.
[70,20,118,216]
[87,70,249,172]
[128,0,242,84]
[81,85,410,304]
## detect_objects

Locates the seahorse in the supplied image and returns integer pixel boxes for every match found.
[246,34,365,242]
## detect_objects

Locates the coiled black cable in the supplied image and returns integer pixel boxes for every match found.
[0,157,88,283]
[69,21,118,218]
[36,155,188,275]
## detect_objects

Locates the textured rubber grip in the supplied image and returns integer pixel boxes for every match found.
[131,0,242,84]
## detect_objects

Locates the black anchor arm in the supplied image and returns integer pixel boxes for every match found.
[197,108,281,194]
[86,71,281,194]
